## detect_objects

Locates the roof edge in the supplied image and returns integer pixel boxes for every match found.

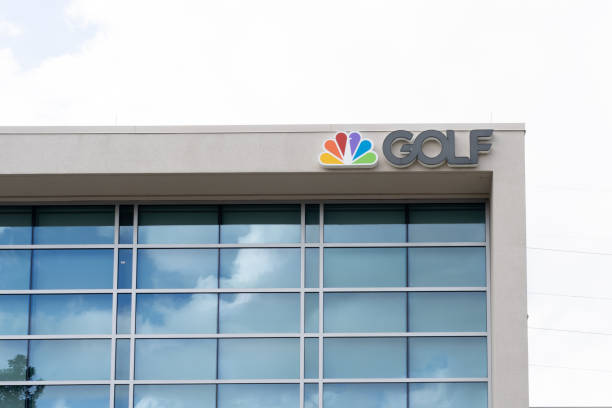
[0,123,525,134]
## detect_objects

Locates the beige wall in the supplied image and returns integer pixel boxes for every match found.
[0,123,527,407]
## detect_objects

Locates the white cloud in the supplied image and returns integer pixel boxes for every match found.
[0,19,21,37]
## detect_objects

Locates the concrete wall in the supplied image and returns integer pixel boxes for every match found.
[0,123,528,407]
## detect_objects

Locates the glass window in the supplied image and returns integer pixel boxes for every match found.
[31,249,113,289]
[134,385,216,408]
[117,249,132,289]
[408,337,488,378]
[324,248,406,288]
[33,385,109,408]
[137,293,217,334]
[119,205,133,244]
[305,338,318,379]
[135,339,216,380]
[217,384,300,408]
[115,339,130,380]
[0,386,27,408]
[220,204,300,244]
[409,382,487,408]
[219,293,298,333]
[324,292,406,333]
[323,383,407,408]
[218,384,299,408]
[220,248,300,288]
[305,293,319,333]
[0,250,31,290]
[0,340,28,381]
[0,206,32,245]
[30,294,112,334]
[0,295,29,335]
[306,204,320,243]
[408,204,485,242]
[324,337,406,378]
[116,294,131,334]
[29,339,110,380]
[408,292,487,332]
[115,385,129,408]
[324,204,406,243]
[218,338,299,379]
[305,383,319,408]
[138,205,219,244]
[33,206,114,244]
[305,248,319,288]
[408,247,486,287]
[137,249,218,289]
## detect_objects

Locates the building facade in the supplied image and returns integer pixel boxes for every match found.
[0,124,527,408]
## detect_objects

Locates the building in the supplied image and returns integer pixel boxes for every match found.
[0,124,527,408]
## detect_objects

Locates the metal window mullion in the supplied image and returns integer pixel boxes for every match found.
[318,203,324,408]
[129,204,138,408]
[299,204,305,408]
[485,200,492,408]
[110,205,119,408]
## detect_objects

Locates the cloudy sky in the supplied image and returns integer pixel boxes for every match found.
[1,0,611,406]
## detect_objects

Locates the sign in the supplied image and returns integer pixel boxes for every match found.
[382,129,492,168]
[319,131,378,168]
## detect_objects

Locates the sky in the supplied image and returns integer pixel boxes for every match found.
[1,0,612,406]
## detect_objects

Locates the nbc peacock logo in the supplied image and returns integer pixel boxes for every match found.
[319,131,378,168]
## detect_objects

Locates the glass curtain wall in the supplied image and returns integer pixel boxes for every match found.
[0,203,488,408]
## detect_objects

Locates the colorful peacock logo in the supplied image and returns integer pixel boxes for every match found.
[319,131,378,168]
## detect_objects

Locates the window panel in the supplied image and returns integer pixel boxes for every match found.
[33,206,114,244]
[408,247,486,287]
[137,249,218,289]
[324,248,406,288]
[0,340,28,381]
[305,247,319,288]
[218,338,299,379]
[221,204,300,244]
[305,293,319,333]
[115,339,130,381]
[217,384,299,408]
[119,205,133,244]
[408,204,485,242]
[134,385,216,408]
[116,294,131,334]
[28,339,110,380]
[408,337,488,378]
[324,338,407,378]
[324,292,406,333]
[0,250,31,290]
[117,249,132,289]
[220,248,300,288]
[305,338,318,379]
[219,293,298,333]
[409,382,488,408]
[324,204,406,243]
[137,293,217,334]
[0,206,32,245]
[323,383,407,408]
[33,385,109,408]
[115,385,129,408]
[306,204,320,243]
[135,339,216,380]
[305,383,319,408]
[408,292,487,332]
[0,295,29,335]
[31,249,113,289]
[138,205,219,244]
[30,294,112,334]
[0,386,27,408]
